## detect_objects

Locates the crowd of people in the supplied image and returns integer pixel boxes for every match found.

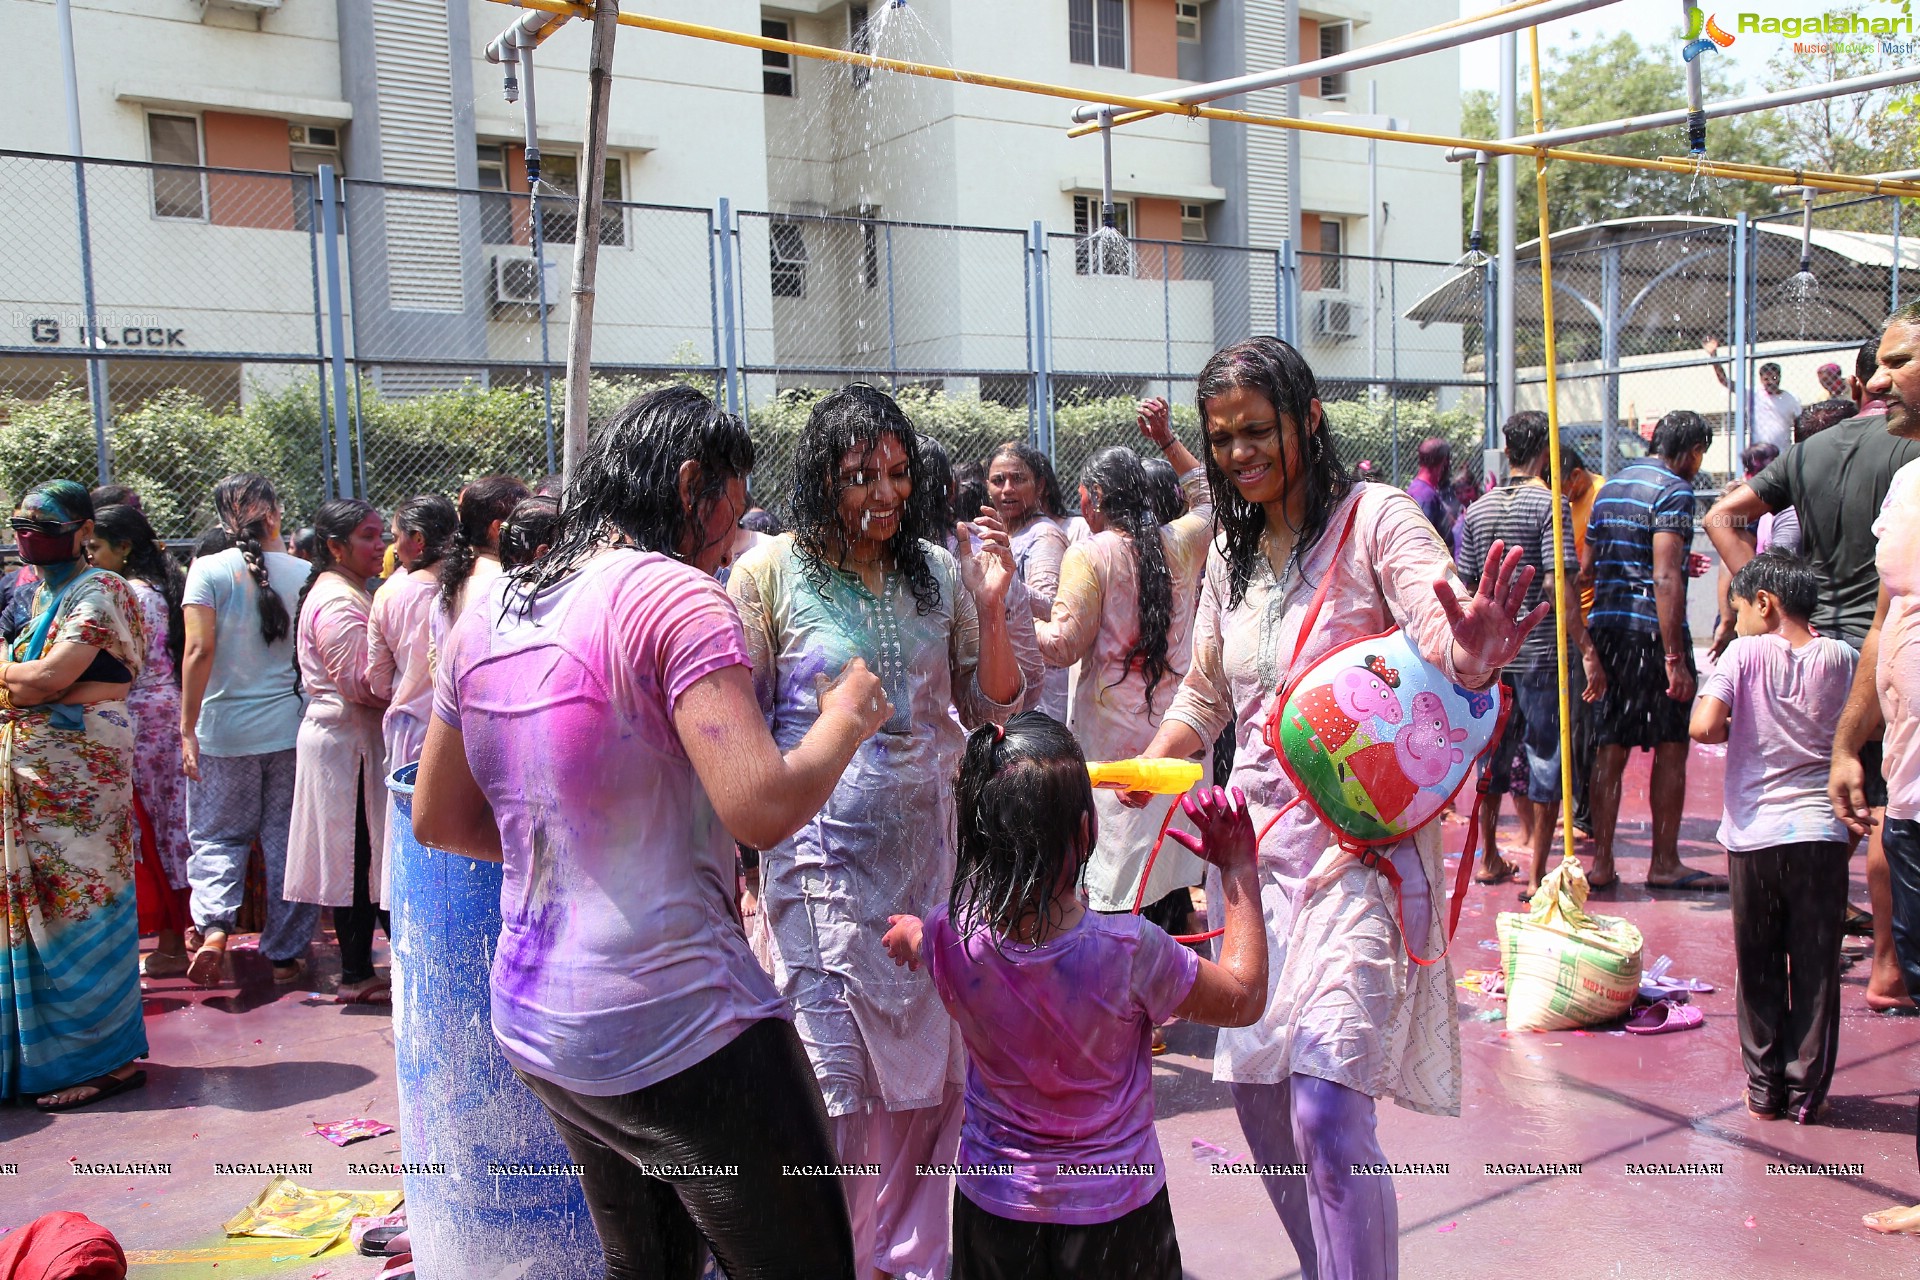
[2,314,1918,1276]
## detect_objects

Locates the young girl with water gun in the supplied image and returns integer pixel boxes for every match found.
[881,712,1267,1279]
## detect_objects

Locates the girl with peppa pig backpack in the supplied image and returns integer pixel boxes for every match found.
[1124,338,1545,1280]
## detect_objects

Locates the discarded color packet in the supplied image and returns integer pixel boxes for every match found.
[309,1118,394,1147]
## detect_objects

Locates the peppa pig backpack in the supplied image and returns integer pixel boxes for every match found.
[1261,500,1509,967]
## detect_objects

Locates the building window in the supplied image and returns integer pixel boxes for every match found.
[763,18,795,96]
[1316,217,1344,291]
[476,144,515,244]
[771,221,809,297]
[849,5,872,90]
[1069,0,1127,69]
[1319,21,1351,99]
[1175,1,1201,42]
[862,220,880,289]
[1180,202,1207,242]
[289,142,341,235]
[1073,194,1133,275]
[147,113,205,220]
[540,153,625,247]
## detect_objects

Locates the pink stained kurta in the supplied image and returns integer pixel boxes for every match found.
[1035,466,1214,911]
[1875,458,1920,821]
[125,577,191,890]
[1161,482,1487,1117]
[367,570,440,774]
[285,572,390,908]
[1010,516,1071,718]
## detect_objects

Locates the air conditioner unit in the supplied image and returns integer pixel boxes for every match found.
[494,255,558,308]
[199,0,282,16]
[1313,297,1359,341]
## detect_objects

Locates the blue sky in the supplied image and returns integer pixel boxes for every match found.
[1457,0,1787,96]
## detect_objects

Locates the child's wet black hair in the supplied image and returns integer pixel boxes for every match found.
[951,711,1098,951]
[1730,550,1818,623]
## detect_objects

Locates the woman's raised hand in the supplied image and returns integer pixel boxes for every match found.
[817,657,893,738]
[957,506,1015,609]
[1137,397,1174,448]
[1166,785,1256,870]
[1433,540,1548,675]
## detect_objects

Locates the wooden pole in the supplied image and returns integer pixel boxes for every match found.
[563,0,620,486]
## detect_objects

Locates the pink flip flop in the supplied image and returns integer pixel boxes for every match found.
[1624,999,1704,1035]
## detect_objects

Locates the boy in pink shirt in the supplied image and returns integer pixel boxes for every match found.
[1693,551,1856,1123]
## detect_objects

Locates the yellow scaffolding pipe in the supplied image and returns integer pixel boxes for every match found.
[1528,26,1578,880]
[479,0,1920,199]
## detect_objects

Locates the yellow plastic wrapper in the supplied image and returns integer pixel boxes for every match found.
[223,1176,404,1254]
[1496,855,1643,1032]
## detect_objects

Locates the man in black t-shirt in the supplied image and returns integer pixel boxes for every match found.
[1707,333,1920,1011]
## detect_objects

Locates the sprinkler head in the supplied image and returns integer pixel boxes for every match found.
[1468,231,1485,254]
[1101,204,1117,231]
[1686,109,1706,157]
[1798,254,1813,275]
[890,0,907,7]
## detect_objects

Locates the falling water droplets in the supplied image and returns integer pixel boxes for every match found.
[1081,224,1137,278]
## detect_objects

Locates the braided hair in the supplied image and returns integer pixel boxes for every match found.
[211,473,292,645]
[1080,446,1175,711]
[1195,337,1351,610]
[789,384,942,616]
[94,503,186,683]
[438,475,530,616]
[393,493,458,571]
[294,498,378,639]
[987,441,1069,519]
[950,712,1098,952]
[513,386,754,612]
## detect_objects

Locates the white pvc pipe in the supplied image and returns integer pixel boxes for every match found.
[1446,63,1920,160]
[486,9,566,64]
[1069,0,1624,122]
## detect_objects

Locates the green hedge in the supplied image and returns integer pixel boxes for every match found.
[0,377,1483,538]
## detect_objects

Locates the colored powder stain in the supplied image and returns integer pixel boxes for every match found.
[1744,1216,1757,1229]
[1438,1222,1457,1233]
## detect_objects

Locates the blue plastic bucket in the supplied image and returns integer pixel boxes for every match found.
[387,762,604,1279]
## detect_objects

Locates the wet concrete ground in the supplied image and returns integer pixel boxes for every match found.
[2,742,1916,1279]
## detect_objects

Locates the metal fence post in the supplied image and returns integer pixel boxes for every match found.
[1279,241,1297,346]
[305,171,335,499]
[885,222,899,385]
[531,182,555,476]
[1600,243,1620,480]
[716,197,742,418]
[1482,255,1498,448]
[1029,221,1054,458]
[69,156,111,485]
[318,164,355,500]
[1731,212,1750,456]
[1894,196,1903,314]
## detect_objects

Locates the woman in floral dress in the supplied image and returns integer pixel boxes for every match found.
[0,480,149,1111]
[89,502,192,976]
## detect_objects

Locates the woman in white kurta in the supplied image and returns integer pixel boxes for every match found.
[1034,400,1214,919]
[727,386,1027,1280]
[1131,339,1543,1280]
[367,494,456,903]
[285,499,392,1004]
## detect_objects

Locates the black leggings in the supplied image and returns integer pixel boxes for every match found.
[952,1184,1181,1280]
[332,774,390,985]
[515,1017,856,1280]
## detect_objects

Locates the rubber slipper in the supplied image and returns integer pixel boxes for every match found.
[1845,904,1874,936]
[1474,865,1516,886]
[336,981,392,1006]
[1644,869,1728,892]
[1624,999,1704,1035]
[186,935,227,987]
[33,1068,148,1112]
[359,1225,409,1257]
[374,1254,415,1280]
[1586,873,1619,891]
[272,958,308,985]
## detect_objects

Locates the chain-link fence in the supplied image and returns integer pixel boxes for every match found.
[69,149,1882,540]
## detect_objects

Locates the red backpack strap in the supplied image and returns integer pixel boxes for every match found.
[1363,692,1511,968]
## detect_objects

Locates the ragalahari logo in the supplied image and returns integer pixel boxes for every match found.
[1682,10,1736,62]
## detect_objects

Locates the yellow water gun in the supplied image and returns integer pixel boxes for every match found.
[1085,758,1204,794]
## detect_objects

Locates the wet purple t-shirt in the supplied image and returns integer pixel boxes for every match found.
[434,549,788,1096]
[924,903,1198,1225]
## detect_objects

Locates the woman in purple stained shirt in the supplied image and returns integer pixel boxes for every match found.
[414,386,892,1280]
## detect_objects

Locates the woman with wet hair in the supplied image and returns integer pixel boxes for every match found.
[367,493,457,891]
[429,475,531,678]
[0,481,151,1111]
[728,383,1029,1280]
[88,503,194,976]
[180,474,318,987]
[1126,337,1543,1279]
[1035,400,1214,931]
[988,440,1072,717]
[285,499,391,1002]
[495,495,560,570]
[417,384,887,1279]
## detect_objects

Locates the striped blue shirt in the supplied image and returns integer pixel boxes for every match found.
[1588,458,1694,635]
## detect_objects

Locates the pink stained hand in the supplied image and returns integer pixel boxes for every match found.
[1434,540,1550,674]
[1166,785,1257,872]
[881,914,925,972]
